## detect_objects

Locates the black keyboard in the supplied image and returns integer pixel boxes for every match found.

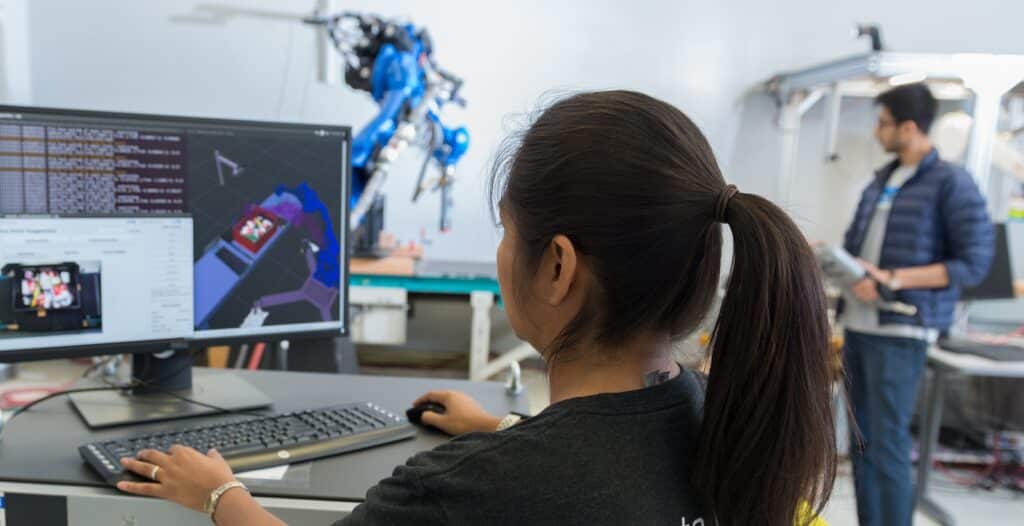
[80,402,415,486]
[939,337,1024,362]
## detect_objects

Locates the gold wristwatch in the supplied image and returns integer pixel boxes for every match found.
[206,480,249,524]
[496,412,528,431]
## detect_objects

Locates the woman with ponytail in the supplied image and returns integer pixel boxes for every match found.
[117,90,837,526]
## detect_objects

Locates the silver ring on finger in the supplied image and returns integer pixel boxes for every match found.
[150,465,161,481]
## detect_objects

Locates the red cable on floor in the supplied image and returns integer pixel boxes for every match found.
[933,433,1003,488]
[934,460,1000,487]
[0,377,77,410]
[247,342,266,370]
[1,387,58,410]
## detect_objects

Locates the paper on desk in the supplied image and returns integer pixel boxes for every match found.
[236,464,289,480]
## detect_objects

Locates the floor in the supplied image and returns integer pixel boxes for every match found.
[820,464,1023,525]
[2,358,1021,524]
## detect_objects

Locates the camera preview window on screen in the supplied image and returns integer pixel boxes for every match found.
[1,261,102,335]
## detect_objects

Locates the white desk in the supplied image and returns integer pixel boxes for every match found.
[350,260,538,381]
[915,346,1024,525]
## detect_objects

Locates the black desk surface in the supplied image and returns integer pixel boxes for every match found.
[0,368,529,502]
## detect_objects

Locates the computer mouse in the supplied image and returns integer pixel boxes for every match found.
[406,402,446,427]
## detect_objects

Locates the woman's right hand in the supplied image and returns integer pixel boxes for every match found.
[412,390,502,436]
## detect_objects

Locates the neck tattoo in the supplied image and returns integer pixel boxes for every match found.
[644,369,671,387]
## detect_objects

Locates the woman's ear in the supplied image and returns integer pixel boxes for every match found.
[544,235,578,306]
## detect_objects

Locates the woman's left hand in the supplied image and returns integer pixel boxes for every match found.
[117,445,237,512]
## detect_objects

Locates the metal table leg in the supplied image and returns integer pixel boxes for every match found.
[335,336,360,374]
[0,364,16,381]
[918,498,955,526]
[468,292,538,382]
[469,291,494,381]
[915,364,955,526]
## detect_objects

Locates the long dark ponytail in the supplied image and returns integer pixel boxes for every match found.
[490,90,836,525]
[694,191,836,525]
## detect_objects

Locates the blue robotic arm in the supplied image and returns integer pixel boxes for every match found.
[421,112,469,232]
[305,12,470,252]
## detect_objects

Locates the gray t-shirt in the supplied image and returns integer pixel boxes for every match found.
[336,369,707,525]
[843,164,937,342]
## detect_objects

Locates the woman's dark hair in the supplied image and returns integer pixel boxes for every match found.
[489,90,836,525]
[876,82,937,134]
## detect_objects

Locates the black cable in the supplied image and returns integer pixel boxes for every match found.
[141,388,266,419]
[85,347,269,419]
[1,355,124,424]
[80,355,119,379]
[4,354,150,425]
[2,349,240,433]
[2,347,283,446]
[126,347,270,419]
[2,362,152,436]
[6,385,126,421]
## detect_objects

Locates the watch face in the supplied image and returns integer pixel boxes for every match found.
[497,414,522,431]
[208,481,247,515]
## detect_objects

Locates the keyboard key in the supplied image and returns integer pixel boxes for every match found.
[293,429,318,441]
[218,442,265,456]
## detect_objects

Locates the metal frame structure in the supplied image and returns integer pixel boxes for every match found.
[764,52,1024,211]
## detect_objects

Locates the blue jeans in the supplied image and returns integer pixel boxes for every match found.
[843,330,928,526]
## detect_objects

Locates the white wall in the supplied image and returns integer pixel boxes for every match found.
[728,0,1024,245]
[0,0,32,103]
[24,0,1024,261]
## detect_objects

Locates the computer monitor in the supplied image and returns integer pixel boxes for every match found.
[0,105,351,427]
[962,223,1014,301]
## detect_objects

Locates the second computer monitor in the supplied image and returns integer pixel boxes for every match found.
[962,222,1015,302]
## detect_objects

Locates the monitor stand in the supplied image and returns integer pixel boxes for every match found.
[68,350,273,429]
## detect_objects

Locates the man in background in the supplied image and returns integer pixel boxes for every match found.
[841,83,994,526]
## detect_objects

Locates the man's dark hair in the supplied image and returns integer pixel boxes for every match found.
[875,82,938,134]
